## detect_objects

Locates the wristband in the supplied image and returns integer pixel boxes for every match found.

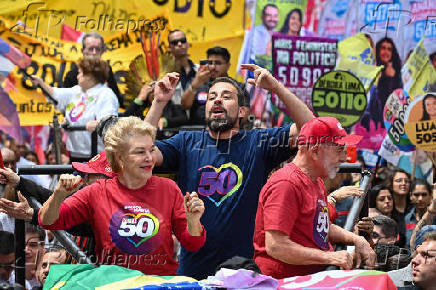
[134,98,144,105]
[328,195,337,204]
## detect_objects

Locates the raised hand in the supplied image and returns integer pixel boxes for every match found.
[0,191,33,221]
[241,64,280,91]
[137,82,155,102]
[354,217,374,238]
[191,66,211,90]
[154,72,180,103]
[184,191,205,222]
[53,174,83,199]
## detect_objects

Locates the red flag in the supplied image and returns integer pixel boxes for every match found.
[24,125,50,164]
[61,24,84,43]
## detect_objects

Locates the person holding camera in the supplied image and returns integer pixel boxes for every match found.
[180,46,251,126]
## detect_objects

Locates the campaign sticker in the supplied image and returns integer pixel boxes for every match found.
[383,89,414,152]
[312,70,366,127]
[404,93,436,151]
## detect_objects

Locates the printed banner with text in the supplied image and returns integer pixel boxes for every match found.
[272,34,337,112]
[0,0,245,126]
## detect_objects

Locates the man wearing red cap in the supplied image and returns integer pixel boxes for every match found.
[253,116,376,279]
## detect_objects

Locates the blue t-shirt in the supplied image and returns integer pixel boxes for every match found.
[156,126,292,279]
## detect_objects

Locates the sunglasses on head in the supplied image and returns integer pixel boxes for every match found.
[169,37,187,46]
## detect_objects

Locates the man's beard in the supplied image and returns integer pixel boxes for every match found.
[207,111,238,132]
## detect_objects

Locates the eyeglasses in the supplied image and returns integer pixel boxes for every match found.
[169,37,187,46]
[394,178,410,183]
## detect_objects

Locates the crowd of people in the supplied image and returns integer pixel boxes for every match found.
[0,27,435,290]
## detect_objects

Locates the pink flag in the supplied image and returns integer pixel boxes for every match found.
[0,38,31,69]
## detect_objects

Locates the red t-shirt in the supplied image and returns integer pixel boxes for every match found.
[39,176,205,276]
[253,162,333,279]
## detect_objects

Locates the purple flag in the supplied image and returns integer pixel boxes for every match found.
[0,88,22,142]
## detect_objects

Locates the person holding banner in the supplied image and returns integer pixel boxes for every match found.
[31,57,119,163]
[145,64,314,279]
[253,117,375,279]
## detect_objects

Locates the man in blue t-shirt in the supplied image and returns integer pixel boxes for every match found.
[145,64,314,279]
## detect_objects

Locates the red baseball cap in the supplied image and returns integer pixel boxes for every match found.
[298,117,363,146]
[72,152,115,178]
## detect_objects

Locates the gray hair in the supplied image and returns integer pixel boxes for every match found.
[82,32,106,53]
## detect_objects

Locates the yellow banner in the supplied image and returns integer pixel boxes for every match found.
[401,38,436,98]
[0,0,243,41]
[336,33,383,92]
[0,0,245,126]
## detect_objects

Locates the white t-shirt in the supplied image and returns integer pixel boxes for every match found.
[53,84,119,157]
[0,212,14,232]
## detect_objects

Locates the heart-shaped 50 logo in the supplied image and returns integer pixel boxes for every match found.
[110,206,162,255]
[197,162,243,207]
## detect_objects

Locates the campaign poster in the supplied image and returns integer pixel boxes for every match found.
[312,70,367,127]
[354,0,410,60]
[383,89,414,151]
[272,35,337,111]
[404,93,436,151]
[318,0,352,40]
[404,0,436,59]
[239,0,307,67]
[401,38,436,98]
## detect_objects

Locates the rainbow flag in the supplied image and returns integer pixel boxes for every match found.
[0,88,21,142]
[44,264,202,290]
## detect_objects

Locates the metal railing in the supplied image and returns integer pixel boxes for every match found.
[14,143,366,286]
[325,169,373,271]
[14,165,95,287]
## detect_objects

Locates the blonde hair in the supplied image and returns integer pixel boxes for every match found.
[104,116,156,172]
